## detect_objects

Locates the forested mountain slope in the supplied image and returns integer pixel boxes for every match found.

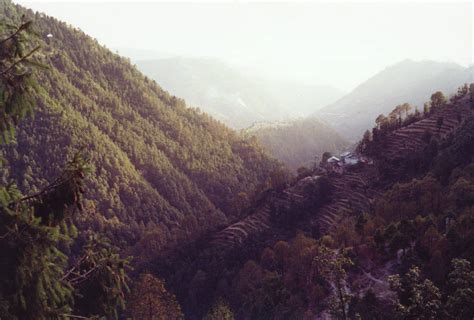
[245,117,349,171]
[152,88,474,319]
[317,59,473,140]
[0,1,284,250]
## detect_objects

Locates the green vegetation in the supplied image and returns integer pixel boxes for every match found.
[0,18,129,319]
[0,1,284,318]
[388,259,474,320]
[318,59,472,140]
[229,234,355,319]
[209,90,474,319]
[0,0,284,257]
[246,118,348,171]
[1,1,473,319]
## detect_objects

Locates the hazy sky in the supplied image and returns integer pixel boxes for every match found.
[16,1,473,91]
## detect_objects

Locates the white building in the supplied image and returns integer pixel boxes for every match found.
[341,152,360,165]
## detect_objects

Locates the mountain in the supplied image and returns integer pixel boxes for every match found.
[259,80,343,116]
[135,57,343,129]
[0,2,284,252]
[159,89,474,319]
[317,59,473,141]
[3,1,474,319]
[246,118,349,171]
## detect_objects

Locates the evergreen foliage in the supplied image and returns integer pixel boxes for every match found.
[1,1,473,319]
[246,118,348,171]
[0,14,129,320]
[0,0,284,254]
[227,93,474,319]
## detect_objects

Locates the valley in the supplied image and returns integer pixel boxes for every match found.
[134,57,344,129]
[1,1,473,319]
[148,91,474,319]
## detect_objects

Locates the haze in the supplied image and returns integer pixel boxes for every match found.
[16,1,472,91]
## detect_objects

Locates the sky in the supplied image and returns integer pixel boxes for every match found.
[15,1,473,91]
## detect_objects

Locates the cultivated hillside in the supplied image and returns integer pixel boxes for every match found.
[155,88,474,319]
[135,57,343,129]
[317,59,473,140]
[246,117,349,171]
[0,1,284,251]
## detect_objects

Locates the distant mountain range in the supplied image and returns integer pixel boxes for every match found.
[316,59,473,141]
[135,57,344,129]
[2,5,283,251]
[135,57,473,170]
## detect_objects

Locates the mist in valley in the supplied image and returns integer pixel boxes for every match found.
[18,1,472,169]
[2,1,474,319]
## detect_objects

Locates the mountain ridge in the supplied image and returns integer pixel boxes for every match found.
[316,59,473,140]
[135,56,344,129]
[1,1,284,253]
[157,89,474,319]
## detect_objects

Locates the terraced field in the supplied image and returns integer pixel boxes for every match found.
[312,169,376,234]
[315,96,472,233]
[209,176,317,250]
[385,99,471,158]
[209,95,473,251]
[210,202,273,250]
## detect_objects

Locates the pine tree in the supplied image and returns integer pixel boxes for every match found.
[0,19,41,144]
[0,18,75,320]
[0,19,130,319]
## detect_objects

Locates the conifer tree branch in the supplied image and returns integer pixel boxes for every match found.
[0,45,41,76]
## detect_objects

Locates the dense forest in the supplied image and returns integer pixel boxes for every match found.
[227,89,474,319]
[153,87,474,320]
[0,1,285,318]
[0,0,286,254]
[245,118,349,171]
[1,0,473,319]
